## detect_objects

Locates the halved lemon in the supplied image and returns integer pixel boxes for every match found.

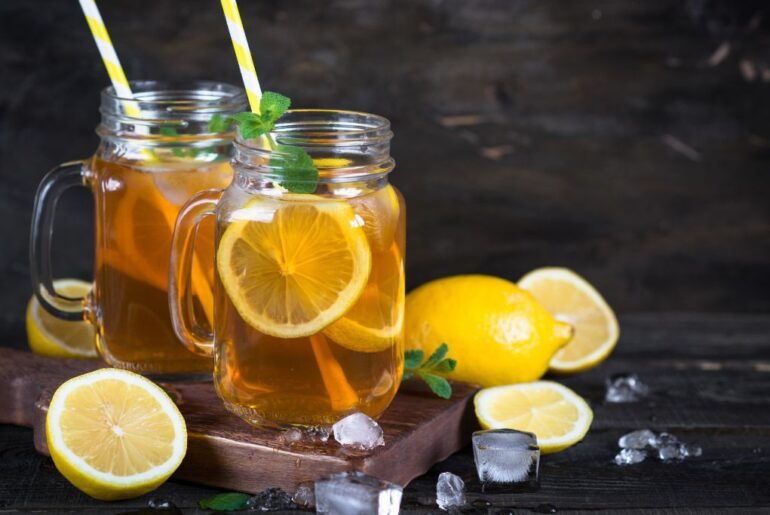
[323,243,404,352]
[474,381,593,454]
[46,368,187,500]
[518,267,619,373]
[217,196,371,338]
[26,279,97,359]
[349,185,401,252]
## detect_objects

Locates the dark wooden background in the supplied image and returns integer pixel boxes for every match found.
[1,0,769,349]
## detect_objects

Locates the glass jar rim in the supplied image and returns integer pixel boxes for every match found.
[100,80,248,118]
[233,109,395,183]
[235,109,393,149]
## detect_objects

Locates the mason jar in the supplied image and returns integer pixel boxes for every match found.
[30,81,248,375]
[169,110,406,426]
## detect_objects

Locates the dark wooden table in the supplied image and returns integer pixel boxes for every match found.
[1,313,769,513]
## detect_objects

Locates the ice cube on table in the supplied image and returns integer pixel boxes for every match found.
[650,432,678,449]
[292,483,316,509]
[472,429,540,484]
[618,429,656,449]
[682,443,703,457]
[315,472,402,515]
[614,448,646,465]
[246,487,296,511]
[605,373,650,402]
[333,412,385,450]
[436,472,465,510]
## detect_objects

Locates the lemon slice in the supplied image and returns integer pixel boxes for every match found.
[518,267,619,373]
[217,196,371,338]
[26,279,97,359]
[46,369,187,500]
[474,381,593,454]
[349,185,401,252]
[323,243,404,352]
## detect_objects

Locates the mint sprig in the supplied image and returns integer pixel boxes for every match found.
[403,343,457,399]
[209,91,318,193]
[199,492,250,511]
[208,91,292,138]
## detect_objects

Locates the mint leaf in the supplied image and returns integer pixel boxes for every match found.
[260,91,291,122]
[404,349,424,369]
[418,372,452,399]
[214,92,318,193]
[433,358,457,373]
[159,127,178,137]
[270,144,319,193]
[423,342,449,369]
[402,344,457,399]
[208,113,228,133]
[199,492,250,511]
[159,127,185,157]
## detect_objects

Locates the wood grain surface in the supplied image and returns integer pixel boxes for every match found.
[0,347,478,493]
[1,314,769,512]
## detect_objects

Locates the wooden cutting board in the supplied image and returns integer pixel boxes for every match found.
[0,347,478,493]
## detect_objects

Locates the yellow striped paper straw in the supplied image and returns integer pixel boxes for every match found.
[220,0,263,113]
[78,0,141,116]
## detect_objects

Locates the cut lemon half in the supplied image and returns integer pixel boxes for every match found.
[518,267,619,373]
[26,279,97,359]
[474,381,593,454]
[217,196,371,338]
[323,243,404,352]
[46,368,187,500]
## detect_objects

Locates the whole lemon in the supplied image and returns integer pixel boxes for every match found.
[405,275,573,387]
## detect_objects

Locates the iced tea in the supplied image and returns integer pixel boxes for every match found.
[213,186,406,425]
[91,156,232,373]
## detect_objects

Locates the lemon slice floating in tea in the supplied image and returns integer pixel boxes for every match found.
[217,196,371,338]
[46,368,187,500]
[474,381,593,454]
[26,279,97,359]
[518,267,619,373]
[324,242,404,352]
[348,185,401,252]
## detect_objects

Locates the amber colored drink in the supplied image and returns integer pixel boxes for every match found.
[212,187,406,426]
[90,157,232,373]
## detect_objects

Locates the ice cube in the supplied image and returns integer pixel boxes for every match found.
[618,429,656,449]
[333,412,385,450]
[472,429,540,484]
[278,427,303,445]
[605,373,650,403]
[305,425,331,443]
[650,432,678,449]
[292,483,316,509]
[614,448,646,465]
[147,497,176,509]
[315,472,402,515]
[682,443,702,457]
[436,472,465,510]
[246,487,296,511]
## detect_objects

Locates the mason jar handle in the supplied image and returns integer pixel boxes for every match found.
[29,161,89,321]
[169,189,222,357]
